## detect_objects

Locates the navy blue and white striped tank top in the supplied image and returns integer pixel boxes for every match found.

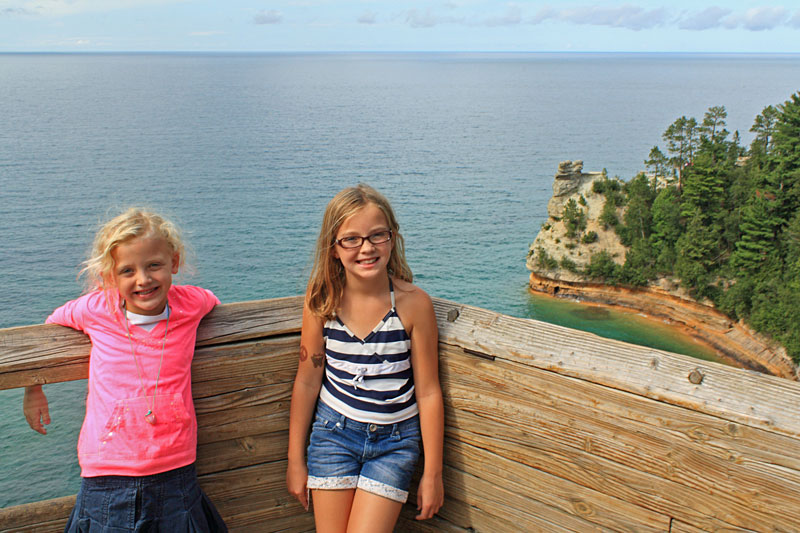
[319,281,418,424]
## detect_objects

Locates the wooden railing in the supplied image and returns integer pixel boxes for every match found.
[2,297,800,532]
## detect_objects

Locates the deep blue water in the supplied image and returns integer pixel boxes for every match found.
[1,52,799,507]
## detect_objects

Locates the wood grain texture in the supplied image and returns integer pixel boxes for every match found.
[3,297,800,532]
[433,298,800,438]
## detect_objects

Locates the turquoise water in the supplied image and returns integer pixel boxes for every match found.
[526,291,721,362]
[2,52,799,507]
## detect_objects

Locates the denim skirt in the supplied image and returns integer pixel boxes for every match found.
[63,463,227,533]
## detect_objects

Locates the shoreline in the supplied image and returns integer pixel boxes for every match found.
[528,272,799,380]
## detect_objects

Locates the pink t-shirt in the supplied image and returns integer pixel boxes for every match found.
[47,285,220,477]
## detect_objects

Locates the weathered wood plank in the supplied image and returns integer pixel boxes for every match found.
[433,495,543,532]
[441,346,800,500]
[441,433,669,532]
[195,296,303,346]
[4,297,798,442]
[200,461,300,519]
[197,401,289,446]
[447,415,793,532]
[196,431,287,476]
[442,358,800,532]
[191,336,299,398]
[436,467,611,533]
[0,323,90,389]
[0,495,74,533]
[4,297,800,533]
[395,509,470,533]
[194,383,292,445]
[224,512,314,533]
[669,520,707,533]
[432,299,800,438]
[0,298,303,390]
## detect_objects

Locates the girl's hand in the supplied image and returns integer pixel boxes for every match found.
[415,470,444,520]
[23,385,51,435]
[286,459,310,511]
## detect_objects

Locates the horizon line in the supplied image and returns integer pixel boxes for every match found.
[2,50,799,55]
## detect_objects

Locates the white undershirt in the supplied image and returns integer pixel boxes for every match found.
[125,305,170,332]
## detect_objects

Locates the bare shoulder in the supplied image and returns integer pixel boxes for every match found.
[392,277,432,307]
[392,278,435,332]
[301,295,326,340]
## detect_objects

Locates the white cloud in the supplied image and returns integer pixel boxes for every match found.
[726,7,789,31]
[483,5,522,27]
[789,10,800,28]
[530,6,558,24]
[678,7,732,31]
[529,5,670,31]
[357,10,377,25]
[1,7,32,15]
[0,0,186,17]
[253,9,282,25]
[404,8,462,28]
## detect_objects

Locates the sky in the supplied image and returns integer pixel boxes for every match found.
[1,1,799,53]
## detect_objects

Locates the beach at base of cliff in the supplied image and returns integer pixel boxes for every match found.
[529,271,799,380]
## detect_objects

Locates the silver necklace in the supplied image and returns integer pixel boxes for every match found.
[122,303,169,425]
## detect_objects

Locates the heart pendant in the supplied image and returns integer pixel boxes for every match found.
[144,410,157,425]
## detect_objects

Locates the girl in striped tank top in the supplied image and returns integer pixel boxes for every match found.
[287,184,444,533]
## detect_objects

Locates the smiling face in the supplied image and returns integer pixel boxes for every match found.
[333,203,394,282]
[110,236,179,315]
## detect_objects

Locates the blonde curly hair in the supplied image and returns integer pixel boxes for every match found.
[80,208,186,291]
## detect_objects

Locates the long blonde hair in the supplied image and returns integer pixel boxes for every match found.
[307,184,412,319]
[80,207,187,291]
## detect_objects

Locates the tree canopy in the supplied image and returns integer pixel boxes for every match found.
[589,93,800,363]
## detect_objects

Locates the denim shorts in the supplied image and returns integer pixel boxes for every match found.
[306,401,421,503]
[63,463,227,532]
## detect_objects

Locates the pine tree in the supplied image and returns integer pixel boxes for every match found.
[731,193,782,272]
[700,105,730,165]
[649,187,681,272]
[675,205,717,293]
[662,116,699,191]
[680,152,725,225]
[766,92,800,222]
[645,146,669,180]
[562,198,587,239]
[750,104,778,155]
[621,173,655,245]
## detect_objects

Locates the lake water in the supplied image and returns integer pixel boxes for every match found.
[1,52,798,506]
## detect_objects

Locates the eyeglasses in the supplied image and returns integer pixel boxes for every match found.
[335,230,393,249]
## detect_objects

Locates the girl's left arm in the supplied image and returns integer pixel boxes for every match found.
[408,288,444,520]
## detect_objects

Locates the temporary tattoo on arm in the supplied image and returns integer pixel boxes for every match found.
[299,345,308,362]
[312,352,324,368]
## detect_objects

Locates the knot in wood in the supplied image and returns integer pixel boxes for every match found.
[570,499,593,517]
[446,308,460,322]
[688,369,704,385]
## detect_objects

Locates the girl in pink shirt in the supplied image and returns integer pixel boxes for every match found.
[23,208,227,532]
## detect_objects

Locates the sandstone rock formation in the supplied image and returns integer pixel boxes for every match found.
[527,160,627,282]
[526,160,798,380]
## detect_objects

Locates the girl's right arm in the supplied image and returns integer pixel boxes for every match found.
[23,385,51,434]
[286,302,326,510]
[22,298,84,434]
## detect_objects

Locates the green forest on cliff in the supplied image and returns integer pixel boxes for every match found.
[578,92,800,363]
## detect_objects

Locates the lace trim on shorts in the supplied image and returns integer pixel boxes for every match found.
[358,476,409,503]
[307,475,359,490]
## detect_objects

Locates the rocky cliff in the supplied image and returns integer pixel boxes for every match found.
[527,161,798,380]
[526,160,628,282]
